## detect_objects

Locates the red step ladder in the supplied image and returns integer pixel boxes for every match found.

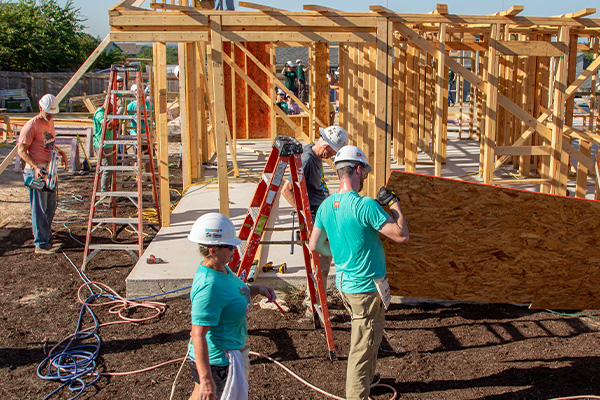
[81,65,161,271]
[231,136,337,360]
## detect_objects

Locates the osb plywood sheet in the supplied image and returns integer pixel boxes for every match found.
[246,42,271,139]
[224,43,269,139]
[384,171,600,310]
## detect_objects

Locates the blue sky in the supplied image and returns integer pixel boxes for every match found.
[57,0,598,39]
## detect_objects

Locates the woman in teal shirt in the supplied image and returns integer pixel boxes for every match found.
[187,213,275,400]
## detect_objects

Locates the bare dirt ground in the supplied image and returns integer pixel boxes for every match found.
[1,143,600,400]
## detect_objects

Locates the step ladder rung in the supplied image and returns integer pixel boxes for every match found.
[91,217,140,224]
[99,166,138,172]
[95,191,140,197]
[88,244,140,251]
[104,140,138,145]
[107,115,136,121]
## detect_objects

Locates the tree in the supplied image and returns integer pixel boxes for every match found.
[0,0,120,72]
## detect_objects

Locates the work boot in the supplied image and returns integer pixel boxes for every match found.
[370,372,381,388]
[35,243,62,254]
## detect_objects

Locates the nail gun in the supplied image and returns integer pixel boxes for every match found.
[24,150,58,191]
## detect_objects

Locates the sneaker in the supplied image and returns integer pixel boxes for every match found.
[35,243,62,254]
[370,372,381,388]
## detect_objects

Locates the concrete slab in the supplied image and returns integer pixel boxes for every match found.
[126,140,339,298]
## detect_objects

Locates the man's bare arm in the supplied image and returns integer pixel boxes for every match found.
[281,180,297,209]
[308,226,332,257]
[378,202,409,244]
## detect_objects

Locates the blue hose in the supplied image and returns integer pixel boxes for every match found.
[37,293,102,400]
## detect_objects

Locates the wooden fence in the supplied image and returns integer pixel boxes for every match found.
[0,70,179,110]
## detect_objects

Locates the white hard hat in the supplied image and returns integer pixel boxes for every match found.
[117,75,124,82]
[187,212,241,246]
[319,125,349,152]
[174,65,180,79]
[334,145,372,174]
[38,94,59,114]
[296,59,302,63]
[286,61,294,67]
[130,84,138,92]
[144,86,150,94]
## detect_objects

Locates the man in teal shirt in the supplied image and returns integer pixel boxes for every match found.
[93,97,115,192]
[309,145,409,400]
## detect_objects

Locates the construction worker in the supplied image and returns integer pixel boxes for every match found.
[308,145,409,400]
[187,213,275,400]
[296,59,310,103]
[93,96,116,193]
[17,94,68,254]
[281,125,348,315]
[282,61,298,97]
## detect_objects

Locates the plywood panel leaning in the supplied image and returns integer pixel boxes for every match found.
[384,170,600,310]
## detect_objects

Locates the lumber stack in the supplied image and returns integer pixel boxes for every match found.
[384,170,600,310]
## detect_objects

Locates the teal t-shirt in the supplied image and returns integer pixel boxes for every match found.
[126,100,151,134]
[93,107,113,149]
[189,263,251,367]
[314,191,389,294]
[297,65,306,80]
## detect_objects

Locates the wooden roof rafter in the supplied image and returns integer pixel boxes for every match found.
[238,1,286,12]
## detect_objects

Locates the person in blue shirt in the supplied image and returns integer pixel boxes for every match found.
[187,213,275,400]
[309,145,409,400]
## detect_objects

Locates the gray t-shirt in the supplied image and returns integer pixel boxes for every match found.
[291,144,329,212]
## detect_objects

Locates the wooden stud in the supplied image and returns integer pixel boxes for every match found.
[210,16,231,216]
[154,42,170,226]
[546,26,570,195]
[482,24,500,184]
[434,23,447,176]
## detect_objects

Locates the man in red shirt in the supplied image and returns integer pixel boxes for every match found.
[17,94,68,254]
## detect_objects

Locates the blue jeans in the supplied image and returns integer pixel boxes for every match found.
[23,169,57,249]
[214,0,234,10]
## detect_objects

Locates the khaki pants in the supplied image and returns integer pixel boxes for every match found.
[340,291,385,400]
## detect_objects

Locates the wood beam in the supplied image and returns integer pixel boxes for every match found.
[482,24,500,184]
[434,4,448,15]
[558,8,597,19]
[434,23,446,176]
[210,16,231,216]
[153,42,170,227]
[496,6,524,17]
[238,1,285,12]
[303,5,342,13]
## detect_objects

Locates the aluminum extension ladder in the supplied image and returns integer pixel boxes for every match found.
[231,136,337,360]
[81,65,161,271]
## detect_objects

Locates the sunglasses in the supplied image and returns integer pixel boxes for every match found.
[215,244,235,250]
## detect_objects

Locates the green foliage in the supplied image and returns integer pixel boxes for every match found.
[583,52,594,69]
[137,45,180,66]
[0,0,121,72]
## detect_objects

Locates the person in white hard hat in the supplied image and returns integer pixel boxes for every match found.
[280,125,348,316]
[281,60,298,97]
[17,94,68,254]
[309,145,409,400]
[187,213,275,400]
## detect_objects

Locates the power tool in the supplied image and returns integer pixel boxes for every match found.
[262,262,287,273]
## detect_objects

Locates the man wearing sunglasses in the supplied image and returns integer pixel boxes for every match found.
[309,145,409,400]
